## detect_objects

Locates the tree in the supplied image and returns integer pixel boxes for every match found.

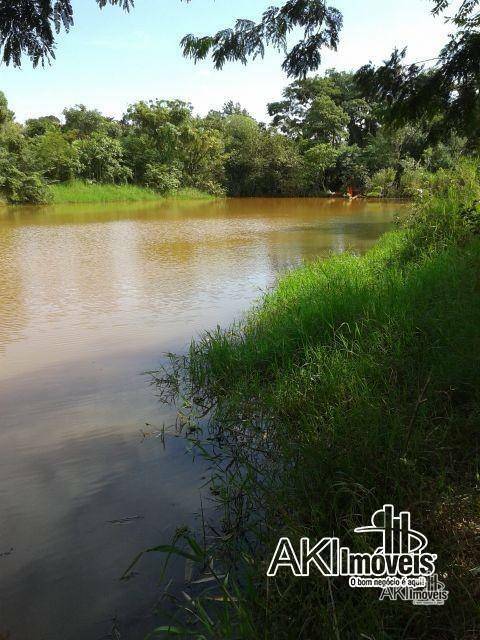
[74,133,131,183]
[28,129,80,181]
[431,0,480,28]
[121,99,225,193]
[144,163,182,194]
[223,114,264,196]
[221,101,250,117]
[269,72,376,146]
[180,122,226,194]
[269,76,336,139]
[0,91,14,126]
[0,151,52,203]
[257,132,303,195]
[182,1,343,78]
[303,94,349,144]
[63,105,118,138]
[122,99,193,182]
[303,142,339,192]
[0,92,51,202]
[334,144,369,192]
[354,2,480,147]
[24,115,61,137]
[221,113,303,196]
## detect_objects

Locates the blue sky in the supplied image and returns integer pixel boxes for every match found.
[1,0,453,122]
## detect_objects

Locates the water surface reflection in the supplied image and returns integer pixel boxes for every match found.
[0,197,402,639]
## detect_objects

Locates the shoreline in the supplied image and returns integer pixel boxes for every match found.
[152,169,480,638]
[0,184,411,208]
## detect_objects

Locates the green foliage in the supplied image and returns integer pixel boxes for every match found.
[181,1,343,78]
[269,71,376,146]
[303,142,339,192]
[144,163,181,194]
[399,158,429,197]
[223,114,264,196]
[266,70,465,196]
[63,104,119,138]
[0,61,475,203]
[1,0,344,78]
[51,180,158,203]
[179,123,225,194]
[0,91,51,203]
[422,133,467,171]
[122,99,226,194]
[303,93,349,144]
[257,132,303,196]
[28,129,80,181]
[0,1,134,67]
[24,115,61,138]
[154,178,480,639]
[223,114,302,196]
[334,143,369,191]
[397,160,480,261]
[367,167,396,197]
[355,6,480,147]
[74,133,131,183]
[0,90,14,126]
[123,99,193,161]
[0,151,51,203]
[0,120,25,154]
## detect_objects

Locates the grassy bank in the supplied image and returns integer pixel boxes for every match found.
[50,181,214,204]
[153,162,480,639]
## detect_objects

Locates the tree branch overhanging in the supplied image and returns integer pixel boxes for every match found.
[0,0,134,67]
[181,1,343,78]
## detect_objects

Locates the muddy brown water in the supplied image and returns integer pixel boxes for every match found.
[0,197,404,639]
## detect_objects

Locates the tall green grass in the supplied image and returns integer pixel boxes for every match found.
[150,162,480,639]
[50,180,214,204]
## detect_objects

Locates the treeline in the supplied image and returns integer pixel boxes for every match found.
[0,69,470,204]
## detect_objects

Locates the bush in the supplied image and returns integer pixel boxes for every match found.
[399,157,430,196]
[196,179,225,197]
[74,133,132,184]
[366,167,396,197]
[28,130,81,182]
[424,157,480,203]
[0,165,52,204]
[394,159,480,262]
[0,150,52,203]
[144,162,182,194]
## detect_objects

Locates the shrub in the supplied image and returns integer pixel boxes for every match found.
[0,164,52,204]
[399,157,430,196]
[74,133,132,184]
[196,179,225,197]
[366,167,396,197]
[424,157,480,203]
[144,162,182,194]
[28,130,81,182]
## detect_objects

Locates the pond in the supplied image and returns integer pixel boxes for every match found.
[0,197,404,639]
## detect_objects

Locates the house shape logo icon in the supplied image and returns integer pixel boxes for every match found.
[354,504,428,555]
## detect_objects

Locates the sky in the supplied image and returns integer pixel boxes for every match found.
[0,0,454,123]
